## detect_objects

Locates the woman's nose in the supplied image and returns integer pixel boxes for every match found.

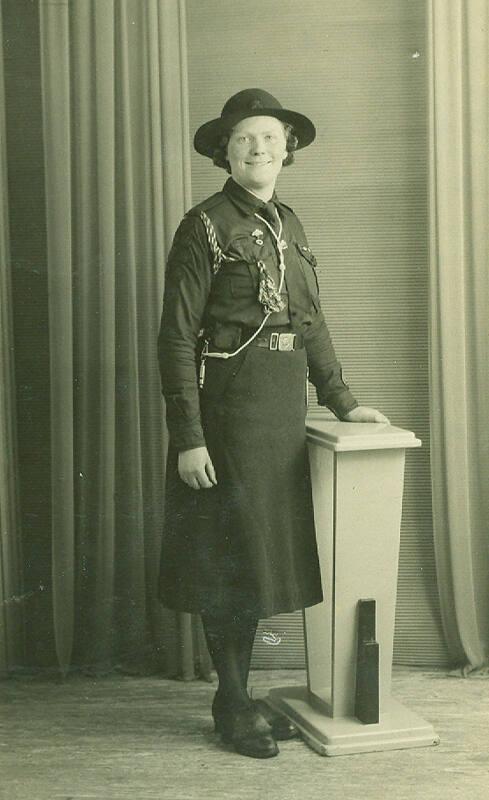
[250,137,265,154]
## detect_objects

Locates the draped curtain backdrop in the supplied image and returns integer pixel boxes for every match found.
[428,0,489,673]
[0,4,24,677]
[0,0,210,679]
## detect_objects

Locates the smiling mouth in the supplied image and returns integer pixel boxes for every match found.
[246,161,272,166]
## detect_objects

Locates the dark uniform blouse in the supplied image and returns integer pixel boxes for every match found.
[158,177,358,452]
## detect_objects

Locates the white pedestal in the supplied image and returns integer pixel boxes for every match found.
[266,417,440,756]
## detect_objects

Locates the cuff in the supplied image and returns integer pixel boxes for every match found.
[322,391,359,420]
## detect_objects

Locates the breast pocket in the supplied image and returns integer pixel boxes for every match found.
[295,242,321,310]
[211,261,256,300]
[230,272,255,298]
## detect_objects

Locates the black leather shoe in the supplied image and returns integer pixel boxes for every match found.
[228,707,279,759]
[212,695,279,758]
[252,699,300,740]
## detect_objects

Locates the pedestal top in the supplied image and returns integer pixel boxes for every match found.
[306,416,422,452]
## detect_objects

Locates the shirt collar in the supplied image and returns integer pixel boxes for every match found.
[223,177,281,218]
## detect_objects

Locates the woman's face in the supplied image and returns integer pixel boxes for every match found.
[226,116,288,194]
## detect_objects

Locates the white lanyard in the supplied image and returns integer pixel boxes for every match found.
[198,206,288,377]
[254,207,286,292]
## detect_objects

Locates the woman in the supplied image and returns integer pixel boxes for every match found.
[157,89,388,759]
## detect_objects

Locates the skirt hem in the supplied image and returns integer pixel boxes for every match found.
[157,592,324,618]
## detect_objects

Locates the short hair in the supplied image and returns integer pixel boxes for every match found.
[212,122,298,172]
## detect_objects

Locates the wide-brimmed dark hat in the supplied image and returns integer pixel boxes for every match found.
[194,88,316,158]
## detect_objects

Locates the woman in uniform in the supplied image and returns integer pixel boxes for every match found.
[157,89,388,759]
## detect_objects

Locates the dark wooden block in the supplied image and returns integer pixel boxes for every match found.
[355,599,380,724]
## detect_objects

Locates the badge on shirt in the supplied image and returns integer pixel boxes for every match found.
[251,228,264,246]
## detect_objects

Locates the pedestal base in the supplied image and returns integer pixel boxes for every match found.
[267,686,440,756]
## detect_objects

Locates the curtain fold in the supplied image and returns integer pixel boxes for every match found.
[0,0,212,679]
[39,0,75,676]
[428,0,489,672]
[0,2,24,675]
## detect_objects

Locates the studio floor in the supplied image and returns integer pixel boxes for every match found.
[1,667,488,800]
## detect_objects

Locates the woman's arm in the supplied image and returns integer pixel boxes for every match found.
[303,311,389,423]
[303,309,358,419]
[158,215,218,487]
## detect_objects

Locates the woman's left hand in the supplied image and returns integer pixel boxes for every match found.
[343,406,390,424]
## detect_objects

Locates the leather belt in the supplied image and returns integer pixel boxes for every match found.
[245,329,304,351]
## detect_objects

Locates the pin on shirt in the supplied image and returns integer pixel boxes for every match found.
[251,228,264,246]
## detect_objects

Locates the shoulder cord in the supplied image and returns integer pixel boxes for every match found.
[199,211,236,275]
[198,209,287,387]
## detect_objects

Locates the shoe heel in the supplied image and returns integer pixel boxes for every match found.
[213,709,233,742]
[216,721,233,743]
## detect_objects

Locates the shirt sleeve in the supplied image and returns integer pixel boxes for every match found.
[157,214,211,451]
[303,309,359,419]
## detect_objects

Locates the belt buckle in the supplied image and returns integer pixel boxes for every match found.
[269,332,279,350]
[278,333,296,351]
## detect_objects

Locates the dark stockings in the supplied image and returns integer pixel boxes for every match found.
[201,611,259,712]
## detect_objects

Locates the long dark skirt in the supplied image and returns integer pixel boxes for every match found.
[158,345,323,618]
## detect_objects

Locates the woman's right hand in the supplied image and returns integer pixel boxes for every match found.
[178,446,217,490]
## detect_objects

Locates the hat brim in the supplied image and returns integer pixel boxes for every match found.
[193,108,316,158]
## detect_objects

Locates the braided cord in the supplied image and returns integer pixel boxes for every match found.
[257,261,287,314]
[197,210,285,367]
[200,210,285,315]
[200,211,225,275]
